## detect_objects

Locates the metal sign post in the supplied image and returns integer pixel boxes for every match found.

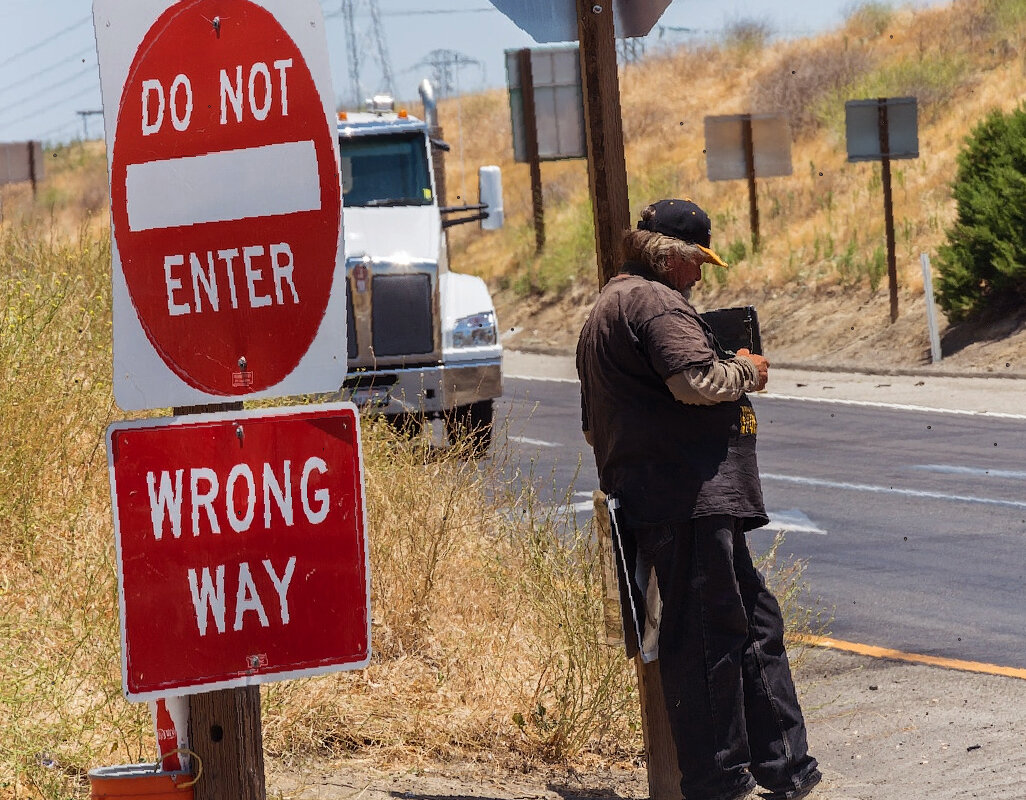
[878,99,899,323]
[845,96,919,323]
[704,113,793,255]
[506,44,588,253]
[516,48,545,252]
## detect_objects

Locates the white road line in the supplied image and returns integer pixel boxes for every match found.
[507,435,559,448]
[764,509,828,535]
[760,393,1026,420]
[912,464,1026,480]
[762,472,1026,510]
[504,373,578,383]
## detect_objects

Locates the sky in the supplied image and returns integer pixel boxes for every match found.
[0,0,951,146]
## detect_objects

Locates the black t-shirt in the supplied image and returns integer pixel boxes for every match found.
[576,270,768,528]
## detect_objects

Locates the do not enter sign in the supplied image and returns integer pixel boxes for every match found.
[95,0,346,410]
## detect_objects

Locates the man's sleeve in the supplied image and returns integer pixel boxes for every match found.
[639,309,718,380]
[666,358,759,405]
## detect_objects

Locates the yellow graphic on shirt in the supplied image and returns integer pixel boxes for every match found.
[739,405,758,435]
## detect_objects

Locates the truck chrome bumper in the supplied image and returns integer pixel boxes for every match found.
[334,358,502,417]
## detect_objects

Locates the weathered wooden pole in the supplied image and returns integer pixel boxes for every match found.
[517,48,546,252]
[741,115,760,253]
[576,0,629,288]
[593,490,682,800]
[878,98,898,323]
[173,401,266,800]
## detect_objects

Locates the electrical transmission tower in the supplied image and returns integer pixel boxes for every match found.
[340,0,395,106]
[411,49,483,98]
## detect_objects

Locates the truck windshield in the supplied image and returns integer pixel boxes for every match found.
[338,132,432,207]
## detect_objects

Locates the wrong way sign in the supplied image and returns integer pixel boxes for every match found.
[94,0,345,410]
[107,403,370,701]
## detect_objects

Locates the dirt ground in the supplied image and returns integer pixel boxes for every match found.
[267,648,1026,800]
[493,283,1026,377]
[266,287,1026,799]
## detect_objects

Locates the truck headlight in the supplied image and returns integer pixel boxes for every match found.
[452,311,497,348]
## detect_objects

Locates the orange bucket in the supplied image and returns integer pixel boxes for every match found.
[88,762,196,800]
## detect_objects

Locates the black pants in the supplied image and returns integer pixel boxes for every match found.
[634,515,820,800]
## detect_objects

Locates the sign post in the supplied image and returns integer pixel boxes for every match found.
[516,48,546,252]
[108,405,370,798]
[575,0,630,287]
[94,3,353,799]
[490,3,678,795]
[845,96,919,323]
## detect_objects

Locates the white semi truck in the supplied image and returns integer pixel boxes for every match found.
[335,80,504,450]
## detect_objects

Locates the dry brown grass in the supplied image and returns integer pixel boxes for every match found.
[444,0,1026,321]
[0,220,645,797]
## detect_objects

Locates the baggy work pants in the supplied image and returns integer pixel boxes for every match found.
[634,515,820,800]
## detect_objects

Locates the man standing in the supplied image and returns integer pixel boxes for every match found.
[576,199,820,800]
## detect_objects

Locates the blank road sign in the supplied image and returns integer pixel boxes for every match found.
[0,141,44,186]
[506,45,586,162]
[845,97,919,161]
[705,114,793,182]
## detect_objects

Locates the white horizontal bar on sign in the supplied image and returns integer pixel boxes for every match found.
[125,140,321,232]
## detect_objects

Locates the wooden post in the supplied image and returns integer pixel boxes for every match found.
[593,491,682,800]
[576,0,630,288]
[741,116,760,253]
[878,98,898,323]
[517,48,545,253]
[28,141,38,199]
[173,401,266,800]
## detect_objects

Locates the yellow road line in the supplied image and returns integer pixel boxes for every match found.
[790,633,1026,680]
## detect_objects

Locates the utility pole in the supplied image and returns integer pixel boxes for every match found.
[77,110,103,140]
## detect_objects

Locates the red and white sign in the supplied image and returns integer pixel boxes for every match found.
[106,404,370,701]
[94,0,346,410]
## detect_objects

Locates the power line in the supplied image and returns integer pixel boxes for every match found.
[0,81,99,133]
[0,14,92,69]
[0,61,99,119]
[380,7,496,15]
[0,46,95,98]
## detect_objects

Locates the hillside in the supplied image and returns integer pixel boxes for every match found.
[2,0,1026,374]
[437,0,1026,375]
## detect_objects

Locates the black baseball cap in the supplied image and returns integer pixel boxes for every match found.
[637,198,728,267]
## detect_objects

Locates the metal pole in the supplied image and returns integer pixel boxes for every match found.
[576,0,630,288]
[741,115,759,253]
[920,253,942,363]
[878,98,898,323]
[517,48,545,253]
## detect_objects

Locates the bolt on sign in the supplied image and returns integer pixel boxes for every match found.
[93,0,346,411]
[106,404,370,700]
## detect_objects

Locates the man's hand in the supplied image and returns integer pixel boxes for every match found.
[736,348,769,391]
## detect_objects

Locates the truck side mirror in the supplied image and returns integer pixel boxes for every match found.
[478,166,503,231]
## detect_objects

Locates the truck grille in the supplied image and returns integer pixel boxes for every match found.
[371,274,433,356]
[346,284,357,360]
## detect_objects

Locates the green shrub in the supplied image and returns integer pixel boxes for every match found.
[936,105,1026,320]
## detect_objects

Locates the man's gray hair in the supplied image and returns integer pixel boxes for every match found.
[622,227,707,280]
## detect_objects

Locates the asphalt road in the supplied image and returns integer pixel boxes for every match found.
[495,364,1026,671]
